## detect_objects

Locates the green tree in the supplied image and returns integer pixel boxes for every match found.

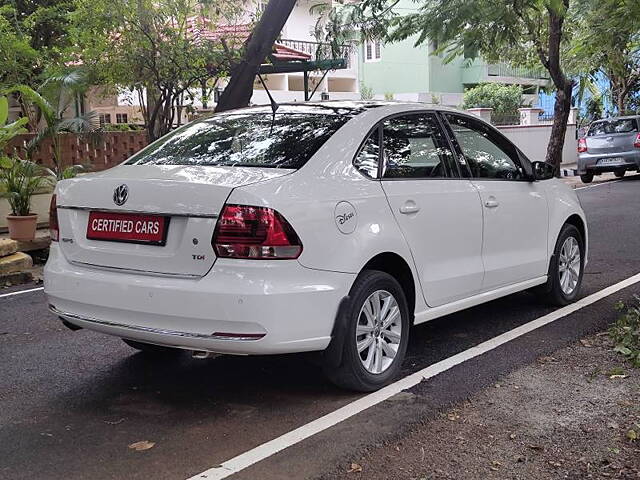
[573,0,640,114]
[0,0,75,85]
[0,10,38,86]
[71,0,240,140]
[318,0,579,173]
[462,84,524,116]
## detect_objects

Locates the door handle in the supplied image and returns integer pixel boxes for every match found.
[484,197,499,208]
[399,201,420,214]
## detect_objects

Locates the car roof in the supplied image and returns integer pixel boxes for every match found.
[217,100,464,117]
[592,115,640,122]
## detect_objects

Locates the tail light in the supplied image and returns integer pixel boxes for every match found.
[49,194,59,242]
[577,138,588,153]
[212,205,302,259]
[634,133,640,148]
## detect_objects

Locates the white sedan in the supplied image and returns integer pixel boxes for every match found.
[45,101,587,391]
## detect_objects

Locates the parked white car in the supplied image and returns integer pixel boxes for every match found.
[45,101,587,391]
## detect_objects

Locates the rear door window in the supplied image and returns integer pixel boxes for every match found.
[588,119,638,136]
[382,113,457,179]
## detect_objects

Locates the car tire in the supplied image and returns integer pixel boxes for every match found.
[323,270,410,392]
[536,224,585,306]
[580,173,594,183]
[122,339,182,355]
[614,170,626,178]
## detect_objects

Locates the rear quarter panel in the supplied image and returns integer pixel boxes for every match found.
[228,106,428,312]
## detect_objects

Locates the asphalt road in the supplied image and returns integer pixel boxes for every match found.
[1,176,639,480]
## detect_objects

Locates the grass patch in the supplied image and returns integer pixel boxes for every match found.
[610,295,640,367]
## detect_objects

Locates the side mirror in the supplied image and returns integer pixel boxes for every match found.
[531,161,555,181]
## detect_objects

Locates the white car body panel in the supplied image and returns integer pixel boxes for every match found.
[471,179,549,291]
[46,244,354,354]
[540,179,589,261]
[382,179,484,307]
[55,165,293,276]
[44,101,587,356]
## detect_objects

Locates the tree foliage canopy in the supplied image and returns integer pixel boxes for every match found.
[0,0,75,85]
[315,0,577,168]
[572,0,640,114]
[71,0,242,139]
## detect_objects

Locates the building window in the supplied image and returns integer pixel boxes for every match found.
[116,113,128,124]
[364,39,382,62]
[99,113,111,126]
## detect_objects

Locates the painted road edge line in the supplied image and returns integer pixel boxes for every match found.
[0,286,44,299]
[189,271,640,480]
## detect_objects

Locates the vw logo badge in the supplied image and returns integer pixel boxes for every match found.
[113,184,129,206]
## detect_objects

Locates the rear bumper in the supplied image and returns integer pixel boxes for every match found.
[44,244,355,355]
[577,151,640,174]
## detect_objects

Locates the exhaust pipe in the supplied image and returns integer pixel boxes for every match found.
[191,350,220,360]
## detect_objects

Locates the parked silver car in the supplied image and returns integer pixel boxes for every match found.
[577,116,640,183]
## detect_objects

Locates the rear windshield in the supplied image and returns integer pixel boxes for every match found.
[126,112,349,169]
[588,118,638,136]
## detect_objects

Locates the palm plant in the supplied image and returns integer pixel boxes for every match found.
[0,94,49,217]
[0,157,49,216]
[4,70,101,180]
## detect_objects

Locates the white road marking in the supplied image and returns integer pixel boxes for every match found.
[575,179,622,190]
[0,286,44,299]
[189,271,640,480]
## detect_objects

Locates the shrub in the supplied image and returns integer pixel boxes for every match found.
[360,83,374,100]
[104,123,144,132]
[610,296,640,367]
[462,83,524,116]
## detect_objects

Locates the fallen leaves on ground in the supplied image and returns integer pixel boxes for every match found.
[347,463,363,473]
[104,418,125,425]
[128,440,155,451]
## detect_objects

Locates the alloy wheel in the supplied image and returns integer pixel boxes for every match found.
[558,236,581,296]
[355,290,402,374]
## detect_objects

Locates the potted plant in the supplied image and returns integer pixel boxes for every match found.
[0,157,49,240]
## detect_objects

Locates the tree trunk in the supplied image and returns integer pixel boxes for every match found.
[214,0,297,113]
[546,82,572,176]
[201,80,208,109]
[542,2,572,175]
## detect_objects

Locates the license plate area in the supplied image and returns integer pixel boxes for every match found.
[598,157,625,165]
[86,211,169,246]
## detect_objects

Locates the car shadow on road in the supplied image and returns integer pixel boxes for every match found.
[51,290,553,421]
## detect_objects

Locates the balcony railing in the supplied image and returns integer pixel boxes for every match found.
[278,39,354,68]
[487,63,549,81]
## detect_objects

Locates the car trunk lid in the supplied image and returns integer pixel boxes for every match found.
[55,164,293,277]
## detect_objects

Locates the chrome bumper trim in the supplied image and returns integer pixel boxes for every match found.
[57,205,219,219]
[49,305,263,341]
[67,260,202,279]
